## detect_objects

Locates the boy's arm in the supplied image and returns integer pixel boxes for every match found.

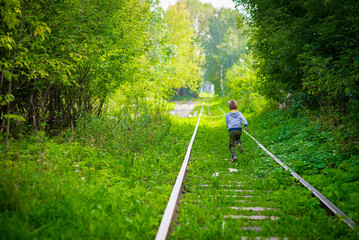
[225,114,229,128]
[239,112,248,131]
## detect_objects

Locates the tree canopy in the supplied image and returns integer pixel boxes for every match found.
[0,0,203,143]
[233,0,359,113]
[203,8,247,94]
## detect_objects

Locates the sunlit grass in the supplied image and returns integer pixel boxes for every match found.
[0,112,199,239]
[1,96,357,239]
[170,97,357,239]
[199,92,214,98]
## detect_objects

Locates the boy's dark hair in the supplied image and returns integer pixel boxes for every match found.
[228,100,237,110]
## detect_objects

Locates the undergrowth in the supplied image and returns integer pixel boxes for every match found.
[0,107,199,239]
[171,97,358,239]
[250,106,359,226]
[1,96,358,239]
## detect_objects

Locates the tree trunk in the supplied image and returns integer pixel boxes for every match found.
[60,66,90,128]
[5,3,25,153]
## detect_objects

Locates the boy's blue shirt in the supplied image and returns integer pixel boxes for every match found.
[226,110,247,132]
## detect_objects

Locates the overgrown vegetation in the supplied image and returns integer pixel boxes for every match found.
[171,98,358,239]
[225,53,269,115]
[250,108,359,225]
[221,1,359,232]
[232,0,359,114]
[0,0,202,151]
[0,102,202,238]
[1,0,359,238]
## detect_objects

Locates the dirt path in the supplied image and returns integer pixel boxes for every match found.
[170,101,199,118]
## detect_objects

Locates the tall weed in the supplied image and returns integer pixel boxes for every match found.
[0,98,201,239]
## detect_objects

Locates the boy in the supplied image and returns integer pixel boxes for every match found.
[226,100,248,162]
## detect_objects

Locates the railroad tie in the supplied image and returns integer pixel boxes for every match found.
[224,215,279,220]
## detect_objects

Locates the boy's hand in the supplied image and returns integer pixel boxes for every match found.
[244,126,248,131]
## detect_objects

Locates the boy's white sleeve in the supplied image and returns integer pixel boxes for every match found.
[240,112,248,126]
[225,114,229,127]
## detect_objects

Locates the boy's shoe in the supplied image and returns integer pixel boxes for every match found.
[231,154,238,162]
[237,143,244,153]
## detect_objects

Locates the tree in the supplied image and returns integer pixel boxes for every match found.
[0,0,158,143]
[233,0,359,113]
[182,0,215,48]
[164,2,203,94]
[204,8,247,94]
[226,54,268,113]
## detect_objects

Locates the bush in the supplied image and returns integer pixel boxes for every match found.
[0,100,199,238]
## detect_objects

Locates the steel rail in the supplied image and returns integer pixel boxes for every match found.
[219,107,357,231]
[155,102,205,240]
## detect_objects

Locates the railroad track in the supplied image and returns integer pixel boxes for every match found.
[156,100,358,239]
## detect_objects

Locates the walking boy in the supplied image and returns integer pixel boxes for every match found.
[226,100,248,162]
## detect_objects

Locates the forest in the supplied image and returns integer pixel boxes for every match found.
[1,0,358,238]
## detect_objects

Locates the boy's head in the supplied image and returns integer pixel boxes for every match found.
[228,100,237,110]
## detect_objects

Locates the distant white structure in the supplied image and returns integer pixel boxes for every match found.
[201,81,214,93]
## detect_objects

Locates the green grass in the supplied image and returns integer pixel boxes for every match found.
[199,92,213,98]
[170,97,358,239]
[167,101,176,111]
[1,96,358,239]
[170,95,198,102]
[0,112,199,239]
[250,109,359,226]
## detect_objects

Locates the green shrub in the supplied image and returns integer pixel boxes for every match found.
[0,100,201,239]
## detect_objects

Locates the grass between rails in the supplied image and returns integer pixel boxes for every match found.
[170,97,358,239]
[0,111,199,239]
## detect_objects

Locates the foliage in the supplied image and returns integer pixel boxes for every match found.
[204,8,247,94]
[0,103,200,238]
[165,2,203,93]
[225,53,270,115]
[0,0,205,147]
[250,107,359,227]
[181,0,215,48]
[166,0,215,99]
[1,88,358,238]
[170,97,357,239]
[233,0,359,114]
[1,0,359,237]
[0,0,153,134]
